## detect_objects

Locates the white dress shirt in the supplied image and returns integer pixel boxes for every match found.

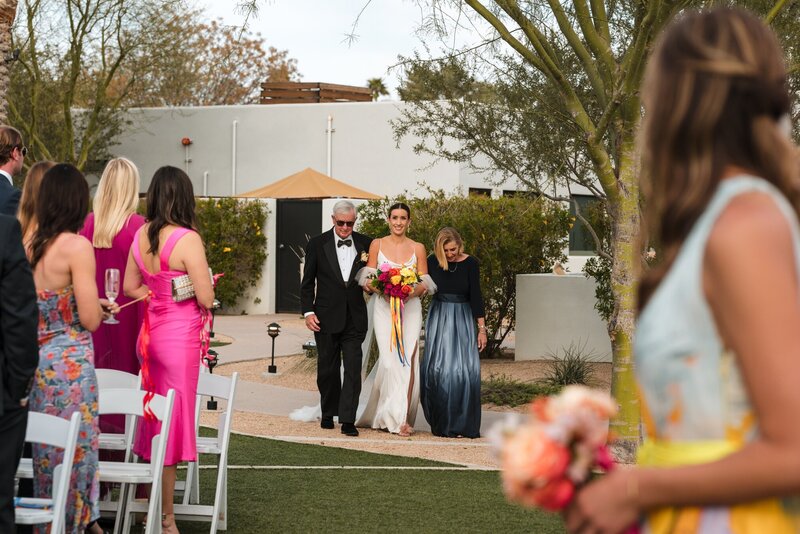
[0,170,12,186]
[335,234,356,281]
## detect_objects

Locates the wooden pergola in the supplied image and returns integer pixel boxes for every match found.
[260,82,372,105]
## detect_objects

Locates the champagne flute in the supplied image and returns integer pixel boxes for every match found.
[103,268,120,324]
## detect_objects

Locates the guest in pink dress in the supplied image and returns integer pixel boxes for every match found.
[124,166,214,534]
[80,157,145,438]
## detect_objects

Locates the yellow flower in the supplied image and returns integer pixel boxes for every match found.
[256,231,261,236]
[399,267,414,279]
[223,247,232,253]
[390,275,402,285]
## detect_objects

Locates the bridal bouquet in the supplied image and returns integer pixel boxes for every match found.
[492,385,634,529]
[370,263,420,366]
[370,263,419,300]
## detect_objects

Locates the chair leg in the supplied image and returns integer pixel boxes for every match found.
[120,482,135,534]
[181,461,194,505]
[190,458,200,505]
[112,482,128,534]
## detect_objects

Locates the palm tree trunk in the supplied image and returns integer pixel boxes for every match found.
[0,1,18,125]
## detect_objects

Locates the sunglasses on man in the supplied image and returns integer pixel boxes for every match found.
[334,220,355,227]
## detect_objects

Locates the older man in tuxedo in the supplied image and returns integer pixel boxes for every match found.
[0,214,39,531]
[301,200,372,437]
[0,127,26,216]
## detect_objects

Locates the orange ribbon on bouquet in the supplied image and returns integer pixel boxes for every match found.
[390,296,408,366]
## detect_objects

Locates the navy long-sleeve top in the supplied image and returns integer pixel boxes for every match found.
[426,254,485,318]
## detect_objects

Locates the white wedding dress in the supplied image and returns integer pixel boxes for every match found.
[290,250,425,434]
[355,250,423,433]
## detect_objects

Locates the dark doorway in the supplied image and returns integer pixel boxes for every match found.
[276,199,322,313]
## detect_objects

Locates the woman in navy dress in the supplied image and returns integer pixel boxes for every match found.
[421,227,486,438]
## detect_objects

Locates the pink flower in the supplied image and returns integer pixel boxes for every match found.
[379,263,391,272]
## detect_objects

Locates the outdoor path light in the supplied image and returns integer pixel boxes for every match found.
[267,322,281,374]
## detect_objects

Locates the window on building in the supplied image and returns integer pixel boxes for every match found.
[468,187,492,197]
[569,194,601,255]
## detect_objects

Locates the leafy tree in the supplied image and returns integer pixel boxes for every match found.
[383,0,794,459]
[7,2,301,171]
[366,77,389,101]
[357,191,571,357]
[123,17,302,107]
[8,0,188,170]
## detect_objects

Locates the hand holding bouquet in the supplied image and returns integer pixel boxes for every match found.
[492,386,638,532]
[371,263,419,301]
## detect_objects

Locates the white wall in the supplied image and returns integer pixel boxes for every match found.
[113,102,515,200]
[515,273,612,362]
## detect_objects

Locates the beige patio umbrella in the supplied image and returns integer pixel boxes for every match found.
[237,167,381,199]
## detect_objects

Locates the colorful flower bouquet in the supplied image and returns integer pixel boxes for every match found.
[370,263,419,365]
[492,385,634,529]
[370,263,419,300]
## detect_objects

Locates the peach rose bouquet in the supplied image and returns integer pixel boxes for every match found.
[492,385,636,531]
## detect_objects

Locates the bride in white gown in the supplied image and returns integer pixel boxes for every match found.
[290,202,436,435]
[355,202,435,435]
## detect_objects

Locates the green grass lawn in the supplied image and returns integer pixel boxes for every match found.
[173,431,566,533]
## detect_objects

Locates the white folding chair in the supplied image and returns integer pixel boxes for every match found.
[174,371,238,532]
[97,387,175,534]
[15,411,81,532]
[95,369,141,453]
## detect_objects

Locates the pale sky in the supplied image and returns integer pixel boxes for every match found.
[203,1,434,99]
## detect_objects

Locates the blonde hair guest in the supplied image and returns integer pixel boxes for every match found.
[79,157,147,444]
[433,226,464,270]
[17,160,56,244]
[91,157,140,248]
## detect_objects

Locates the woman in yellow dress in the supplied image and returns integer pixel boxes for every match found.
[565,7,800,533]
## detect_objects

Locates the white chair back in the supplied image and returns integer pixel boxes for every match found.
[95,368,140,390]
[17,411,81,532]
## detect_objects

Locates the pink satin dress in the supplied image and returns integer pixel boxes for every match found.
[132,227,203,465]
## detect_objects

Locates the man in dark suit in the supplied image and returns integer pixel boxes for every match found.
[0,127,26,216]
[301,200,372,437]
[0,214,39,531]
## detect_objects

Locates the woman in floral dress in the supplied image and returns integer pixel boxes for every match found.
[28,164,116,534]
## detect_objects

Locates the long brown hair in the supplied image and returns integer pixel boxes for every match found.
[17,160,56,238]
[145,166,197,254]
[29,164,89,269]
[638,7,799,308]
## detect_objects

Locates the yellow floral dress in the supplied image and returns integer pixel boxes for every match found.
[634,176,800,533]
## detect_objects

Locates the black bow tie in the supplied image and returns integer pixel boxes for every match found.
[337,239,352,248]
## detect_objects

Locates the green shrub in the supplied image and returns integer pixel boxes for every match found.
[358,191,571,357]
[542,341,601,387]
[196,197,269,307]
[481,375,560,407]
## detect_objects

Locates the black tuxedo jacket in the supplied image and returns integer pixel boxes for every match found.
[0,215,38,414]
[0,177,20,217]
[300,229,372,334]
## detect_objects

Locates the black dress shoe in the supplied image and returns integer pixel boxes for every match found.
[320,417,334,429]
[341,423,359,437]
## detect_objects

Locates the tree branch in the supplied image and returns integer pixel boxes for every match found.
[544,0,608,107]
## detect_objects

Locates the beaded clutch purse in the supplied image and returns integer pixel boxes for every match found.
[171,268,214,302]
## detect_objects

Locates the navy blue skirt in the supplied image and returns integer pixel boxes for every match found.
[421,294,481,438]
